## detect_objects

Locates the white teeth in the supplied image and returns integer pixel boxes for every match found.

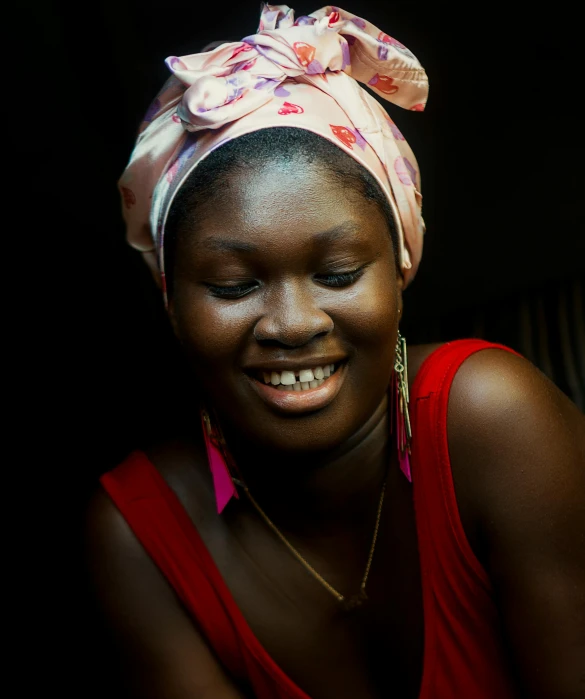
[260,363,339,390]
[299,369,314,383]
[280,370,296,385]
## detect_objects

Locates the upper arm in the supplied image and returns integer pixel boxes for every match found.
[448,349,585,698]
[85,487,246,699]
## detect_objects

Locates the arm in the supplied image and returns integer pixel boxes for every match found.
[85,489,247,699]
[448,349,585,698]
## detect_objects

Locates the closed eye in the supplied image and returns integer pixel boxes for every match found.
[315,267,366,288]
[205,264,368,298]
[205,281,258,299]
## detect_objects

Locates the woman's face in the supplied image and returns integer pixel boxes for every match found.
[170,157,402,454]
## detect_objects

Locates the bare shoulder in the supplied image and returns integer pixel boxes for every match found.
[85,438,219,607]
[444,349,585,697]
[85,436,212,561]
[85,473,245,698]
[448,347,584,481]
[86,484,145,571]
[446,347,584,524]
[85,484,188,629]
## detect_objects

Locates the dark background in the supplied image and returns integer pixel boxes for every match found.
[28,1,583,695]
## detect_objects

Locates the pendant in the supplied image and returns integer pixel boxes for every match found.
[341,588,368,612]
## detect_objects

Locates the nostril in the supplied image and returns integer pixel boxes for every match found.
[255,337,298,349]
[255,333,329,350]
[254,324,333,348]
[252,300,334,347]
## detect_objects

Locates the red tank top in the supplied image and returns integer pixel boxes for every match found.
[101,340,519,698]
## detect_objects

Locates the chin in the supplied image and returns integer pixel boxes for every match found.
[209,369,390,458]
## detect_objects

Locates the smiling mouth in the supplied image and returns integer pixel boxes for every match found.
[246,361,347,414]
[255,363,340,392]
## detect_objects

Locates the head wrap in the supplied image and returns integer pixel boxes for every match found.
[119,4,429,299]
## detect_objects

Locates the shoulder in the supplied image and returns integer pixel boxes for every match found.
[85,474,246,698]
[446,345,585,565]
[84,482,186,659]
[84,440,206,587]
[84,448,214,670]
[85,480,141,565]
[448,346,584,467]
[86,439,217,562]
[444,349,585,697]
[85,481,175,615]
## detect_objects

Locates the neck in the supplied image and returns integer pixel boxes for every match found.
[224,397,391,535]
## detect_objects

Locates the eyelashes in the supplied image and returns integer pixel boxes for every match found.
[315,268,365,288]
[206,283,258,299]
[206,266,368,300]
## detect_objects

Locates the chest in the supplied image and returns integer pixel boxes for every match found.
[198,469,425,699]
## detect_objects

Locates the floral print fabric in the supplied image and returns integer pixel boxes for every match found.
[119,4,429,298]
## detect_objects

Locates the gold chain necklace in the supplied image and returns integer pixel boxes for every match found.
[232,474,388,612]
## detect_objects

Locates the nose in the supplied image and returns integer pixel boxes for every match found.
[253,280,334,348]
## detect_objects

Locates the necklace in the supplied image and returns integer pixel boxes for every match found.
[232,473,388,612]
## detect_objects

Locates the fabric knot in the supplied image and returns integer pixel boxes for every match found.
[119,5,429,300]
[166,4,427,133]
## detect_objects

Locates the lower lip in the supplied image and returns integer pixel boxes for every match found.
[246,364,347,415]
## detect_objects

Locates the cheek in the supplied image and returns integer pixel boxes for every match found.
[330,262,399,418]
[173,289,253,373]
[332,263,398,349]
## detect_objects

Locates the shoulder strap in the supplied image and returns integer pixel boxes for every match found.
[100,452,247,679]
[409,340,522,698]
[101,452,314,698]
[411,339,519,401]
[410,339,521,588]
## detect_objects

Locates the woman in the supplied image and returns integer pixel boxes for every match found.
[86,5,585,698]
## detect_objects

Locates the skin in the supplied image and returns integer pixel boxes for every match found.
[86,157,585,699]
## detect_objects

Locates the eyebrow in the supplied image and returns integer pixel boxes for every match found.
[195,221,361,254]
[197,238,258,253]
[312,221,361,244]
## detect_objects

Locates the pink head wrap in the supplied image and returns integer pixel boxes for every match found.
[118,4,429,299]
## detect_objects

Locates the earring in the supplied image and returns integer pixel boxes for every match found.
[393,331,412,482]
[200,408,239,514]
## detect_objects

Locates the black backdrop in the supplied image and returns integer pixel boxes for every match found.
[28,2,583,695]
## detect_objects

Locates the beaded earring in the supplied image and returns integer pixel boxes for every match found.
[392,331,412,482]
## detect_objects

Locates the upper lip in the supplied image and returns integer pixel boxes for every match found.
[242,357,347,373]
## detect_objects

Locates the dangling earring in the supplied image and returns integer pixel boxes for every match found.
[200,408,239,514]
[393,331,412,482]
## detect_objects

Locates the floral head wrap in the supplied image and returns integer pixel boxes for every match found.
[118,4,429,299]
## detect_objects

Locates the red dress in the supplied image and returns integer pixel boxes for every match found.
[101,340,519,698]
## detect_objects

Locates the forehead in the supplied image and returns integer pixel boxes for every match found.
[182,158,387,254]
